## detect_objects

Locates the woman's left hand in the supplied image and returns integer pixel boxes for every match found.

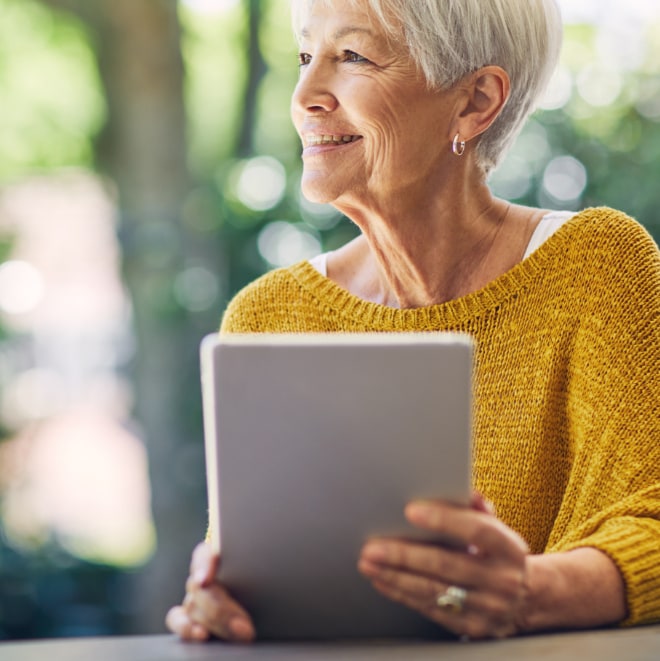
[358,494,529,640]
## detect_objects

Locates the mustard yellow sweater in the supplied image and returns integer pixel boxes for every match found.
[220,207,660,626]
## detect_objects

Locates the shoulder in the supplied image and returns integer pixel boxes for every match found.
[527,207,659,327]
[220,263,308,333]
[564,207,659,276]
[567,207,656,248]
[560,208,659,336]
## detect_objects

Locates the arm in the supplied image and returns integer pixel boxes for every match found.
[548,214,660,625]
[520,547,626,632]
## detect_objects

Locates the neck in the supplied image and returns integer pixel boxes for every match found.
[331,172,512,308]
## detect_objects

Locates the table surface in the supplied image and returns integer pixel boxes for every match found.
[1,627,659,661]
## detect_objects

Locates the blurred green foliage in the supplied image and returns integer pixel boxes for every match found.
[0,539,135,639]
[0,0,105,181]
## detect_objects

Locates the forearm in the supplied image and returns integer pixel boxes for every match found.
[518,547,627,633]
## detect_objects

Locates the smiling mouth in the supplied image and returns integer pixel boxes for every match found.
[303,134,362,147]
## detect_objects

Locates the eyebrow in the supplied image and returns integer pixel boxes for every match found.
[300,26,375,41]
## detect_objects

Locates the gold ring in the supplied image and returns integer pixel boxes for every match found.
[436,585,468,614]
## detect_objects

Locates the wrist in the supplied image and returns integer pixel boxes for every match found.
[512,548,627,634]
[513,553,553,634]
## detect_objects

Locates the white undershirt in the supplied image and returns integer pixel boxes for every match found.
[308,210,575,277]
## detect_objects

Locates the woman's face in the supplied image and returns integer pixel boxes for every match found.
[291,0,460,207]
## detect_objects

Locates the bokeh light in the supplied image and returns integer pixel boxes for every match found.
[0,368,65,428]
[0,173,152,573]
[180,0,239,14]
[299,192,343,231]
[576,66,623,107]
[234,156,287,212]
[0,411,155,567]
[173,265,220,313]
[542,156,588,205]
[0,260,45,315]
[538,66,573,111]
[489,121,551,200]
[257,221,321,267]
[489,156,534,201]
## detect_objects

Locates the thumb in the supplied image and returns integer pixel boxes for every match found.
[190,541,220,588]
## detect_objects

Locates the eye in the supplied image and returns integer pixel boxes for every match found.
[298,52,312,67]
[343,50,368,63]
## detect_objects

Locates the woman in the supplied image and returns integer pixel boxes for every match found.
[167,0,660,642]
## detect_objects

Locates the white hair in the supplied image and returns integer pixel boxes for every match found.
[291,0,563,175]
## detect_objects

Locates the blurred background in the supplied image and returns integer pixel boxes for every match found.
[0,0,658,640]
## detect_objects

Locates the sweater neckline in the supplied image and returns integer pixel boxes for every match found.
[288,210,590,329]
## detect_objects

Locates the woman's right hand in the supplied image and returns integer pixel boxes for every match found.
[165,541,256,643]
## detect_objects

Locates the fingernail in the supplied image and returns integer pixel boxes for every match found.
[229,617,254,641]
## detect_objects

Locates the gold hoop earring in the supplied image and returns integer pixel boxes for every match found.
[452,133,466,157]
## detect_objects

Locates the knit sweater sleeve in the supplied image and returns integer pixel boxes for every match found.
[545,213,660,626]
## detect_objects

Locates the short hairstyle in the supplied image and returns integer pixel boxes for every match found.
[291,0,563,175]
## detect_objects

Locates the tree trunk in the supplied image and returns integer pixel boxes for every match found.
[236,0,267,157]
[41,0,208,633]
[96,0,209,634]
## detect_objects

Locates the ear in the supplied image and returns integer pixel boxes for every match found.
[452,66,510,142]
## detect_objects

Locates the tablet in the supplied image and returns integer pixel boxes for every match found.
[200,332,473,640]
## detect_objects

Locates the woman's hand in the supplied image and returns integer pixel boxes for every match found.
[358,494,529,640]
[165,541,256,643]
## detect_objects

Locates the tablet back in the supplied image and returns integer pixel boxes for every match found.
[201,333,473,640]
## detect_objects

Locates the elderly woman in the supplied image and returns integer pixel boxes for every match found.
[167,0,660,642]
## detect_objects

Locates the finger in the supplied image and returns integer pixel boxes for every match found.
[405,501,529,560]
[190,541,220,587]
[373,581,515,640]
[370,578,468,635]
[165,605,211,642]
[360,540,490,589]
[470,492,496,516]
[185,583,256,642]
[361,560,517,624]
[360,538,527,615]
[360,559,464,606]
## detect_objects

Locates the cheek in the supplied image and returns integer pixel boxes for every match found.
[361,106,421,177]
[358,96,402,160]
[366,85,426,144]
[290,103,303,141]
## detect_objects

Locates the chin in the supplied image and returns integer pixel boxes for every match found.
[300,177,341,206]
[301,189,334,205]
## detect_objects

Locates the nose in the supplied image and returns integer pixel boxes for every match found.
[291,61,339,115]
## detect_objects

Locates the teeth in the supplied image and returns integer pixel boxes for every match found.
[305,134,359,146]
